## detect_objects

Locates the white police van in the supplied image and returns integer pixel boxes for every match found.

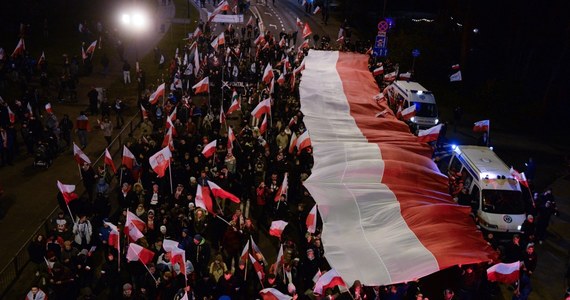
[448,146,526,233]
[384,80,438,129]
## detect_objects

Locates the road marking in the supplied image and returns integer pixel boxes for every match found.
[264,12,273,16]
[269,24,277,29]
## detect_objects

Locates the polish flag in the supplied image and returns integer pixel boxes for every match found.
[313,269,347,295]
[149,146,172,177]
[296,130,311,154]
[398,72,412,80]
[288,132,298,154]
[254,33,265,45]
[296,17,303,28]
[45,103,53,114]
[274,173,288,202]
[227,91,241,115]
[306,204,318,233]
[149,83,166,105]
[125,211,145,242]
[37,51,46,66]
[81,46,88,60]
[278,36,286,48]
[450,70,462,82]
[195,183,215,214]
[240,240,250,263]
[126,243,155,265]
[170,247,187,275]
[452,64,461,70]
[219,106,226,125]
[227,127,236,150]
[269,220,288,238]
[510,167,529,188]
[250,237,267,264]
[207,180,240,203]
[249,253,265,281]
[217,32,225,46]
[104,148,116,173]
[400,105,416,121]
[288,116,297,128]
[162,126,174,150]
[277,72,285,85]
[259,288,292,300]
[487,261,520,284]
[473,119,490,133]
[275,243,285,271]
[192,77,209,94]
[302,23,312,39]
[168,106,177,122]
[201,140,217,158]
[336,35,345,44]
[11,38,25,57]
[73,143,91,165]
[122,145,136,170]
[86,40,97,55]
[293,60,305,75]
[140,104,149,119]
[298,39,309,51]
[268,78,275,95]
[210,36,220,51]
[263,63,274,84]
[259,114,268,135]
[251,98,271,118]
[417,124,443,143]
[313,6,321,14]
[162,239,180,252]
[7,106,15,123]
[383,71,397,82]
[194,48,200,76]
[57,180,78,204]
[208,0,230,22]
[373,66,384,76]
[192,27,202,40]
[104,221,120,250]
[165,115,176,135]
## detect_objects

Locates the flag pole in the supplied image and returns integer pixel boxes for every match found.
[215,214,232,226]
[78,164,83,180]
[487,120,491,147]
[120,168,123,187]
[65,203,77,226]
[142,262,159,285]
[169,159,173,194]
[117,232,121,272]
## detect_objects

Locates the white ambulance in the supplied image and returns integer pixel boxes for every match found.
[384,80,439,129]
[448,146,526,233]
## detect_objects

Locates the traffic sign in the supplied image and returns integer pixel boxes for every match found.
[373,34,388,58]
[412,49,420,58]
[378,21,389,32]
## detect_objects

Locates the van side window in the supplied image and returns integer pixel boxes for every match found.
[463,173,473,191]
[470,185,480,209]
[450,156,462,174]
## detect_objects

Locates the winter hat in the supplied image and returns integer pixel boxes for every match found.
[194,234,203,242]
[160,225,167,233]
[123,283,133,291]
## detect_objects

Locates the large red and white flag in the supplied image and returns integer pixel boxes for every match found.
[170,247,186,275]
[296,17,303,28]
[7,106,15,123]
[201,140,217,158]
[259,114,268,135]
[249,253,265,281]
[277,72,286,85]
[417,124,443,143]
[126,243,155,265]
[269,220,288,238]
[208,0,230,21]
[288,132,298,154]
[240,239,250,263]
[263,63,274,84]
[11,38,25,57]
[228,91,241,115]
[298,51,495,286]
[400,105,416,121]
[73,143,91,165]
[259,288,292,300]
[104,148,116,173]
[207,180,240,203]
[57,180,78,204]
[251,98,271,118]
[162,126,174,150]
[149,83,165,105]
[302,23,312,38]
[473,119,490,133]
[192,77,209,94]
[274,173,288,202]
[125,211,145,242]
[195,183,215,214]
[227,127,236,150]
[296,130,311,153]
[313,269,347,295]
[510,167,529,188]
[306,204,318,233]
[104,221,120,250]
[122,145,136,170]
[373,66,384,76]
[487,261,520,284]
[45,103,53,114]
[149,146,172,177]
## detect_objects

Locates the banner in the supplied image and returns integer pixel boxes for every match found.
[207,13,244,23]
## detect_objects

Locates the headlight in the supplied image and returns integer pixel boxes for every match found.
[410,117,415,122]
[434,118,439,124]
[517,225,522,231]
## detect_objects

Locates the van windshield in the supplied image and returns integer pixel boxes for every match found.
[412,101,437,118]
[482,190,525,214]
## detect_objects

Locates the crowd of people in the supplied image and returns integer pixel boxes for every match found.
[0,1,563,300]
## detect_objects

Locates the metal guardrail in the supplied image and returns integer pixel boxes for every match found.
[0,112,141,298]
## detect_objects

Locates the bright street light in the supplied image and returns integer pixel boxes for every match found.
[121,13,131,25]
